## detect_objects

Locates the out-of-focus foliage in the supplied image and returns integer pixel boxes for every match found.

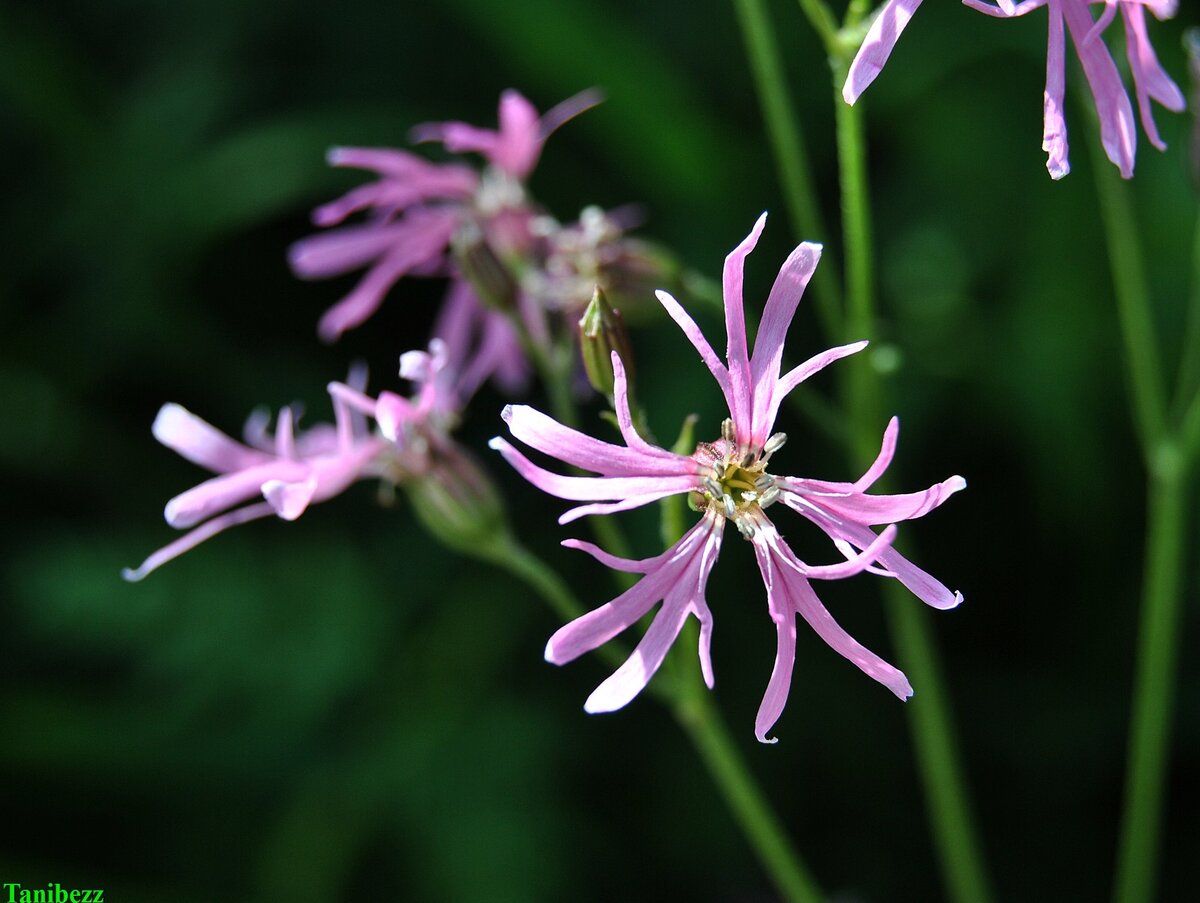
[2,1,1198,900]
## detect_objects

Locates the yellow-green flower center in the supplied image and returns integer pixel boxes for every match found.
[691,419,786,539]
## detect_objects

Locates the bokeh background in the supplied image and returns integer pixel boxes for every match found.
[3,1,1199,900]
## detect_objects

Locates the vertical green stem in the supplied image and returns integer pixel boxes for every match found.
[673,623,824,903]
[1087,121,1192,903]
[1171,212,1200,419]
[834,59,995,903]
[1090,153,1168,453]
[733,0,843,338]
[1113,463,1191,903]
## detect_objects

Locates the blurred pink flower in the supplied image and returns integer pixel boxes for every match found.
[492,215,965,742]
[844,0,1184,179]
[125,333,477,581]
[289,89,600,342]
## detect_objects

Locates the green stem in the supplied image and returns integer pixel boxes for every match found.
[673,624,824,903]
[1171,211,1200,422]
[1086,118,1193,903]
[833,54,995,903]
[733,0,843,338]
[1090,147,1169,453]
[1112,461,1191,903]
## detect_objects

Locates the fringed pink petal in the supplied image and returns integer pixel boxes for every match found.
[857,416,899,490]
[494,89,542,179]
[288,220,422,278]
[1043,2,1072,178]
[749,241,822,443]
[151,404,271,474]
[721,214,766,442]
[559,489,696,524]
[164,461,309,529]
[843,0,927,105]
[766,341,869,442]
[584,598,694,713]
[538,88,605,140]
[326,146,434,178]
[122,502,277,582]
[500,404,694,477]
[1121,3,1185,152]
[753,536,913,743]
[316,214,458,342]
[611,352,664,456]
[1064,0,1137,178]
[796,475,967,526]
[488,438,697,502]
[655,289,733,409]
[562,538,658,574]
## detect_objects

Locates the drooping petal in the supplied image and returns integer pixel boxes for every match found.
[1043,1,1072,178]
[123,502,277,582]
[550,515,723,711]
[1121,3,1186,151]
[752,533,913,742]
[584,597,695,713]
[563,538,658,573]
[1064,0,1137,178]
[151,404,271,474]
[782,474,967,526]
[843,0,927,105]
[315,212,459,342]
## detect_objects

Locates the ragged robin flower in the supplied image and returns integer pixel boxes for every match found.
[491,214,966,742]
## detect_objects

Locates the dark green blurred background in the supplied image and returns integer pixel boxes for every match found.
[3,1,1199,900]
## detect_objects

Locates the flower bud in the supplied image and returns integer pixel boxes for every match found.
[1187,28,1200,192]
[578,285,634,398]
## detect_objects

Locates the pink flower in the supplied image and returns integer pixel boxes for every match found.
[844,0,1184,179]
[289,89,600,342]
[491,215,965,742]
[123,384,387,581]
[125,334,476,581]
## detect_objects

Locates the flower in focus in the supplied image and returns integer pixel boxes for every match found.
[844,0,1184,179]
[288,89,601,343]
[125,328,488,580]
[491,214,965,742]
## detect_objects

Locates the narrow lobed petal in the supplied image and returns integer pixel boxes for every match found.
[152,403,271,474]
[501,402,692,477]
[749,241,823,443]
[1064,0,1137,177]
[1121,3,1186,151]
[488,437,697,502]
[721,213,767,441]
[654,289,733,411]
[843,0,927,105]
[1043,1,1072,178]
[123,502,277,582]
